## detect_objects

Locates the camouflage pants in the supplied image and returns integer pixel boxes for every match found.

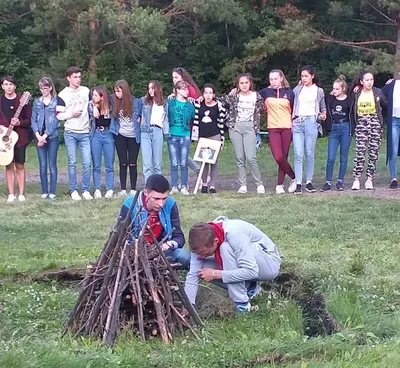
[352,114,382,178]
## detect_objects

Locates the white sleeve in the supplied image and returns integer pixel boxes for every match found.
[184,252,204,305]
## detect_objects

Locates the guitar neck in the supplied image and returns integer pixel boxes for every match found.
[6,97,25,136]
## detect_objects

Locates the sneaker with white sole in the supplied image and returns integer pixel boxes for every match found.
[7,194,16,203]
[365,178,373,190]
[48,194,56,200]
[104,190,114,199]
[118,190,127,198]
[180,186,190,196]
[94,189,102,199]
[41,193,48,199]
[82,191,93,200]
[18,194,26,202]
[288,179,297,193]
[351,179,360,190]
[256,185,265,194]
[71,190,82,200]
[238,185,247,194]
[170,186,179,194]
[247,283,262,300]
[275,185,285,194]
[130,189,136,196]
[235,302,252,312]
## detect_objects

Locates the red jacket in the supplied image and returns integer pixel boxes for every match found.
[0,94,32,146]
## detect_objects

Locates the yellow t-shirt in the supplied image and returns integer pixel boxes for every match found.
[357,91,376,115]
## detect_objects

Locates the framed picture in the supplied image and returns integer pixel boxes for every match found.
[193,137,222,165]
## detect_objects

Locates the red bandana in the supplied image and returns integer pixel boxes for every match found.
[207,222,225,270]
[143,193,163,243]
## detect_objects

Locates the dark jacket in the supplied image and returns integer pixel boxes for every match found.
[324,94,354,135]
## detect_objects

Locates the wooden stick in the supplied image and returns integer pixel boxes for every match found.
[133,239,145,341]
[193,161,206,195]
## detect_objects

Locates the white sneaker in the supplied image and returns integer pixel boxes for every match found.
[41,193,48,199]
[130,190,136,196]
[238,185,247,194]
[351,179,360,191]
[118,190,127,198]
[71,190,82,200]
[288,180,297,193]
[48,194,56,201]
[275,185,285,194]
[94,189,102,199]
[104,190,114,199]
[365,178,373,190]
[7,194,16,203]
[256,185,266,194]
[180,186,190,196]
[18,194,26,202]
[82,191,93,200]
[170,186,179,194]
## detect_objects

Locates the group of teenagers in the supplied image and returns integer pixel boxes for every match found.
[2,63,400,202]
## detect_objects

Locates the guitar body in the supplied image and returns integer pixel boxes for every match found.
[0,125,19,166]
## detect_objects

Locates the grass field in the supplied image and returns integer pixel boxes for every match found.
[1,139,400,367]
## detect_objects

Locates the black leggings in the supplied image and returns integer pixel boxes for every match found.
[115,134,140,190]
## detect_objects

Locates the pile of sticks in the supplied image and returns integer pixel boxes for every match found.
[64,192,203,346]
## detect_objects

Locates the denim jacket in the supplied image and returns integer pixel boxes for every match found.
[140,97,170,135]
[110,96,142,143]
[31,97,59,139]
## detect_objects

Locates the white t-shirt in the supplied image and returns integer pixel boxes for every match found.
[150,104,165,128]
[298,84,318,117]
[236,92,256,123]
[393,80,400,118]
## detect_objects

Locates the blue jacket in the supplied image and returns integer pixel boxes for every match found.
[167,97,195,132]
[140,97,170,135]
[381,81,400,162]
[119,191,185,248]
[31,97,60,139]
[110,96,142,143]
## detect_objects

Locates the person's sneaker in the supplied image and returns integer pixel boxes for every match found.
[180,186,190,196]
[48,194,56,201]
[118,190,127,197]
[6,194,16,203]
[390,180,398,190]
[288,179,297,193]
[365,178,373,190]
[275,185,285,194]
[351,179,360,190]
[336,181,344,191]
[104,190,114,199]
[201,185,208,194]
[18,194,26,202]
[209,187,217,194]
[247,283,262,300]
[238,185,247,194]
[235,302,252,312]
[294,184,302,195]
[41,193,48,199]
[94,189,102,199]
[256,185,265,194]
[71,190,82,200]
[130,190,136,196]
[305,182,316,193]
[170,187,179,194]
[82,191,93,200]
[320,182,331,192]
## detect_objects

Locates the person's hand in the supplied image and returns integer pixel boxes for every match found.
[353,86,360,93]
[167,93,175,100]
[228,88,238,96]
[181,306,189,318]
[187,97,195,103]
[72,110,82,117]
[197,96,204,103]
[319,111,327,121]
[137,116,141,124]
[386,78,394,85]
[199,268,221,282]
[11,117,20,126]
[92,105,100,119]
[161,241,174,251]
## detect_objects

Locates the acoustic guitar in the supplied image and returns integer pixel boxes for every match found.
[0,91,31,166]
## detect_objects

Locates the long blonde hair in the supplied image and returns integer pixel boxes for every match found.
[334,74,348,93]
[270,69,290,88]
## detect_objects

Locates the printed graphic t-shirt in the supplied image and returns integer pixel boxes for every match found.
[198,103,220,138]
[236,92,256,123]
[170,100,190,136]
[331,97,350,123]
[357,91,376,116]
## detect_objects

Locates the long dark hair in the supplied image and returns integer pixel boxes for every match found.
[350,70,374,92]
[300,65,321,87]
[113,79,133,118]
[145,80,164,106]
[172,67,201,95]
[92,86,110,116]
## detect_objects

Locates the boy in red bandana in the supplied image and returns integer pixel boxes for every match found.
[184,217,281,311]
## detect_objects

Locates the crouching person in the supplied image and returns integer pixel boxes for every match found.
[184,217,281,312]
[119,174,190,269]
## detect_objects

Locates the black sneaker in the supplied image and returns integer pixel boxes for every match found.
[336,181,344,191]
[321,183,331,192]
[209,187,217,194]
[294,184,303,195]
[201,185,208,193]
[390,180,398,190]
[305,182,316,193]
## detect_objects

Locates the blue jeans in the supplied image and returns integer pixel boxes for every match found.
[36,137,59,195]
[164,248,190,270]
[389,117,400,179]
[293,116,318,183]
[141,127,164,184]
[167,135,191,187]
[91,129,115,191]
[64,131,92,192]
[326,122,352,182]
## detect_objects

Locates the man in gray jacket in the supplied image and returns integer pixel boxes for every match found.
[184,217,281,312]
